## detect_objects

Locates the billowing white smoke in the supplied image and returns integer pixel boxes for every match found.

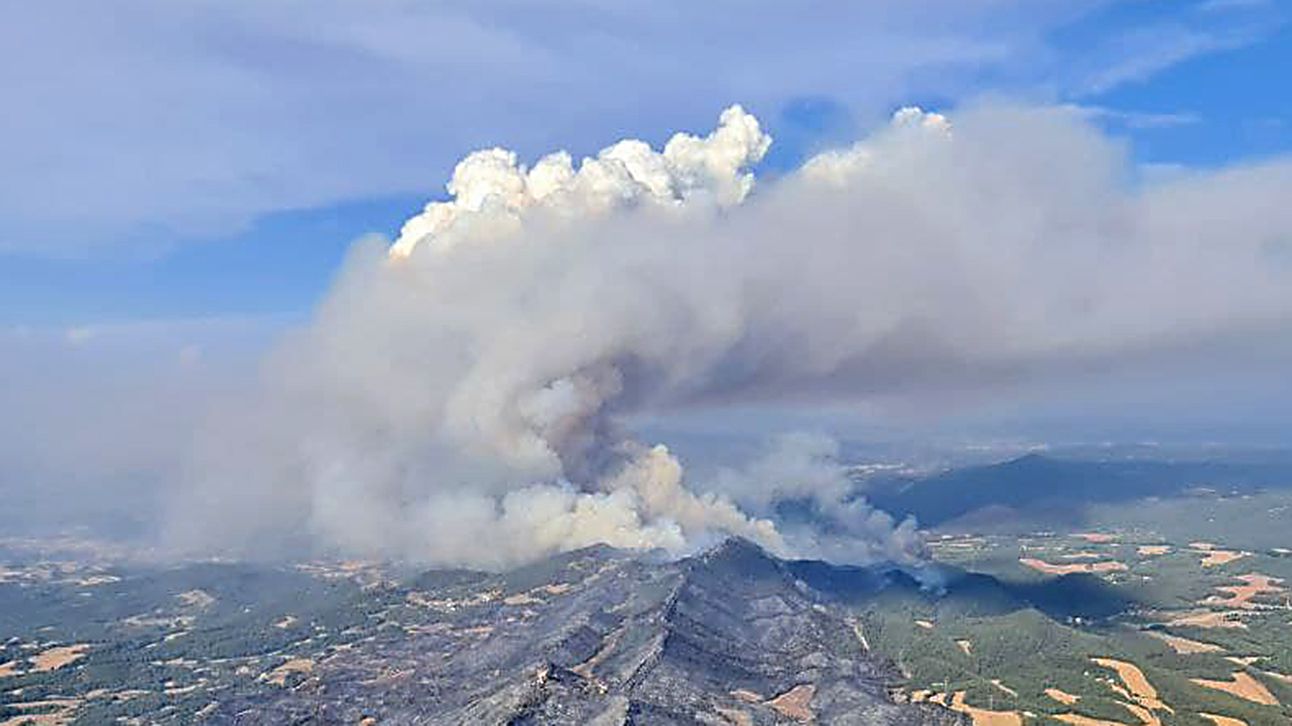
[389,105,771,258]
[172,102,1292,569]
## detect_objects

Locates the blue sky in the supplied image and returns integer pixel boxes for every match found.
[0,0,1288,328]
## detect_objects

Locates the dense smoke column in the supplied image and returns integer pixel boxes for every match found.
[168,102,1292,570]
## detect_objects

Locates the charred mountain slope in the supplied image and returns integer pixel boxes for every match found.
[219,540,964,725]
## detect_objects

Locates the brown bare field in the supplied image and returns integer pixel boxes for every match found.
[991,679,1017,697]
[273,615,298,629]
[1198,550,1248,568]
[1020,558,1128,576]
[1076,533,1119,543]
[1146,631,1224,653]
[948,691,1023,726]
[1138,545,1171,557]
[0,660,20,677]
[956,639,973,656]
[1263,670,1292,685]
[1046,688,1081,705]
[29,644,89,672]
[908,689,1025,725]
[767,684,815,722]
[1225,656,1261,667]
[1165,610,1248,629]
[1188,671,1279,706]
[265,658,314,687]
[1199,714,1247,726]
[730,689,763,703]
[1090,657,1172,713]
[1202,573,1285,609]
[915,619,934,629]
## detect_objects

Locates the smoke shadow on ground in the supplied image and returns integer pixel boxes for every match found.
[864,453,1292,530]
[788,558,1137,621]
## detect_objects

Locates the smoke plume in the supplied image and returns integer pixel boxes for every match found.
[170,102,1292,569]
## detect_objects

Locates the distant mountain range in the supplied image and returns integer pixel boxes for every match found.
[864,453,1292,529]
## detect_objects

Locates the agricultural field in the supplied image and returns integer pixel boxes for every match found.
[848,491,1292,726]
[0,538,390,725]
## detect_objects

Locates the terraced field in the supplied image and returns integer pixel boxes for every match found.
[860,515,1292,726]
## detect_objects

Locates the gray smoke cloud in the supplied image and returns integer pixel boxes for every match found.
[166,101,1292,569]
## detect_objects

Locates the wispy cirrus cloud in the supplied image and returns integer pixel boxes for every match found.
[1063,104,1201,129]
[1071,24,1262,97]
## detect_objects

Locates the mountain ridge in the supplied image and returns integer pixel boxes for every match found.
[216,538,968,725]
[865,452,1292,528]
